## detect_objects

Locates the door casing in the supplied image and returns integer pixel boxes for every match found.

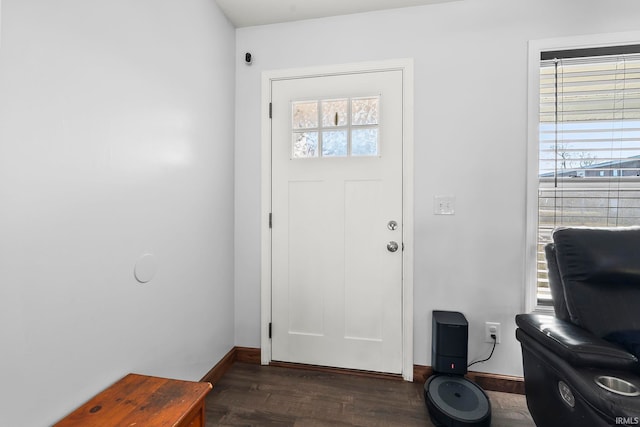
[260,58,415,380]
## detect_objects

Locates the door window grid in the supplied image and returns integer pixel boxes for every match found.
[291,96,379,158]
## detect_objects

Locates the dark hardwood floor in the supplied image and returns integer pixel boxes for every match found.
[205,363,535,426]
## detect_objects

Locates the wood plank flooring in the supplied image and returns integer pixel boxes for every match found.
[205,363,535,426]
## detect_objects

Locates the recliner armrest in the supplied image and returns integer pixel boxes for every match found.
[516,313,638,370]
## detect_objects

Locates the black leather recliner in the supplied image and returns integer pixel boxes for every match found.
[516,227,640,426]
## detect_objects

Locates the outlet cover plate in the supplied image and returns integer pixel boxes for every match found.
[485,322,501,344]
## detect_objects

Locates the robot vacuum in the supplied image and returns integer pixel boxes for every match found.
[424,311,491,427]
[424,375,491,427]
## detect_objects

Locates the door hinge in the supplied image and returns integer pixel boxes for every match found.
[269,322,272,339]
[269,213,272,228]
[269,102,272,119]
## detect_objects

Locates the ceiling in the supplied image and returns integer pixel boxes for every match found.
[215,0,460,28]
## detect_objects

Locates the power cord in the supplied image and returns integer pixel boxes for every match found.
[467,334,497,368]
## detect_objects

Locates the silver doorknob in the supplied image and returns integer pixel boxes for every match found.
[387,241,399,252]
[387,220,398,231]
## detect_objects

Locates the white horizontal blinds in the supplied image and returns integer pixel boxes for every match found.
[537,49,640,304]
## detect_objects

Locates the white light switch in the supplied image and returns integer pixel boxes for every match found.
[434,195,455,215]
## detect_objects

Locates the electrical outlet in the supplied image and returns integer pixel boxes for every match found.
[485,322,501,344]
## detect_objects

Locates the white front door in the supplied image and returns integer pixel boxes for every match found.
[270,69,404,374]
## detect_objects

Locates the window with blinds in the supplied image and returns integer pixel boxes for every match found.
[537,46,640,304]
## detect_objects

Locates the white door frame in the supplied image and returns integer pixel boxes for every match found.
[260,58,415,381]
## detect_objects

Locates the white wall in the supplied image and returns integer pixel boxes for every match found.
[234,0,640,377]
[0,1,235,425]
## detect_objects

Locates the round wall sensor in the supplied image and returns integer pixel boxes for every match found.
[134,253,158,283]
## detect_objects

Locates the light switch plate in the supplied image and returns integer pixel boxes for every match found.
[434,195,455,215]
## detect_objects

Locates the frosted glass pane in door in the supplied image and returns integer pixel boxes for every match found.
[352,128,379,156]
[293,132,318,158]
[292,101,318,129]
[321,99,348,127]
[352,97,379,125]
[322,131,348,157]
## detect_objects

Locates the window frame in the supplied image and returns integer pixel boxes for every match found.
[525,31,640,313]
[290,96,381,159]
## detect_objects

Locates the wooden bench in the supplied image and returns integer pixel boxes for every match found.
[54,373,213,427]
